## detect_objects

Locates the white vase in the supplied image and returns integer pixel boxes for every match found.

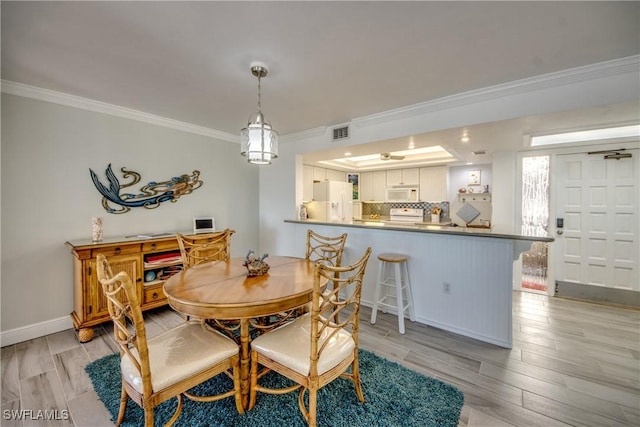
[92,217,103,242]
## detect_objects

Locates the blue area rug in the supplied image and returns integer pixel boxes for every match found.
[86,349,463,426]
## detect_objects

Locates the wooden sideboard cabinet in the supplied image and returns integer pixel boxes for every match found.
[66,233,187,342]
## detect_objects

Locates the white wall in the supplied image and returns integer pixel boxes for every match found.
[1,94,260,332]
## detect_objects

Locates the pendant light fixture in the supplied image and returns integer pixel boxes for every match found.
[240,64,278,165]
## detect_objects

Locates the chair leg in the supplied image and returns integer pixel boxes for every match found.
[248,350,258,410]
[308,387,317,427]
[233,359,245,414]
[352,352,365,403]
[395,262,405,334]
[116,383,127,426]
[144,407,154,427]
[404,261,416,322]
[370,260,384,324]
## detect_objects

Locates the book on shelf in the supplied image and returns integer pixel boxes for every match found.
[145,251,182,264]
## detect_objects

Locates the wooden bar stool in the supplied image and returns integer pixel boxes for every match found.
[370,253,415,334]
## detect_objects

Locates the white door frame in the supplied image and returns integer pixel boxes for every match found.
[515,138,639,296]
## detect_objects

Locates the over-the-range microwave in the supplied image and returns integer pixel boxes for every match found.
[386,187,419,202]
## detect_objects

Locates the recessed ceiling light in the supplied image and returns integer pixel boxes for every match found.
[530,125,639,146]
[461,130,470,143]
[466,162,473,165]
[344,152,352,156]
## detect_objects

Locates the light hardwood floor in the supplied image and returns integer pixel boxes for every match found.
[2,291,639,426]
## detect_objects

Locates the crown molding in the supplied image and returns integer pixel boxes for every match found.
[0,80,239,143]
[351,55,640,128]
[280,126,328,143]
[3,55,637,142]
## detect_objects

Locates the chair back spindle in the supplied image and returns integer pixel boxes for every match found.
[305,230,347,267]
[177,229,235,269]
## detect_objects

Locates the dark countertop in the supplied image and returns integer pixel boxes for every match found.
[285,219,554,243]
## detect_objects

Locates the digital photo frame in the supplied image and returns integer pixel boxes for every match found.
[193,217,215,234]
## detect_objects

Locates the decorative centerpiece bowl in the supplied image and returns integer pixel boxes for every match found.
[243,250,270,277]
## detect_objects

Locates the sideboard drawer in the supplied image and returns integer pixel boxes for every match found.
[142,239,178,253]
[144,285,166,304]
[95,245,139,257]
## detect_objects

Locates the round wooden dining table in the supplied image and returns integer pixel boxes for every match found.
[163,256,325,409]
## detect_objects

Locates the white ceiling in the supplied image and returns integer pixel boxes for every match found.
[2,1,639,168]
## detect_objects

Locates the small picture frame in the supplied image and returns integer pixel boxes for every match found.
[193,217,215,234]
[468,170,481,186]
[347,173,360,200]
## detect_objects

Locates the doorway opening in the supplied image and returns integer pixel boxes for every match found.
[521,155,550,292]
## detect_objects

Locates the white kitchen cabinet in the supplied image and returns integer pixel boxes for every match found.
[385,170,402,187]
[313,167,327,182]
[372,171,387,200]
[386,168,419,186]
[326,169,346,182]
[360,172,373,201]
[419,166,448,201]
[352,201,362,220]
[303,165,314,201]
[359,171,386,201]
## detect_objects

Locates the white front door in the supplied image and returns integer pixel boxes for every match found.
[555,148,639,291]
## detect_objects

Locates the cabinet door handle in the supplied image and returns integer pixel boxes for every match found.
[114,247,121,255]
[151,243,157,250]
[152,292,158,300]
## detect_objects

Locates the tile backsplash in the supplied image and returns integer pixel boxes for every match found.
[361,201,449,221]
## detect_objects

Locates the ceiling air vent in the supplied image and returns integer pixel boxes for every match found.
[472,150,487,155]
[332,125,350,141]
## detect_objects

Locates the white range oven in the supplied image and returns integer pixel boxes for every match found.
[389,208,424,223]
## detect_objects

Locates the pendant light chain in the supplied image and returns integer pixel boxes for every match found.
[257,73,262,115]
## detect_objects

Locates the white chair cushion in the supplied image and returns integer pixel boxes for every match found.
[120,321,238,394]
[250,313,355,376]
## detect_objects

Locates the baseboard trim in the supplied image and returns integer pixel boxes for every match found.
[362,300,512,349]
[555,281,640,308]
[1,316,74,347]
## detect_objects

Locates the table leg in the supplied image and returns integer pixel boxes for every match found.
[239,318,251,409]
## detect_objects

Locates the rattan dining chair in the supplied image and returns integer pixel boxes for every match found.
[248,247,372,427]
[302,230,349,317]
[176,228,235,269]
[96,253,244,427]
[304,229,347,267]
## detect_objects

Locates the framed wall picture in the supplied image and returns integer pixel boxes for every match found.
[468,170,481,186]
[347,173,360,200]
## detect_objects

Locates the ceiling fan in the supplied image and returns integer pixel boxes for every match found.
[380,152,405,161]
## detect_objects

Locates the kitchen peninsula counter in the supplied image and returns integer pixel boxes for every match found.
[285,219,553,243]
[285,219,553,348]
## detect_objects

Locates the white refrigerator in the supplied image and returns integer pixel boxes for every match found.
[307,181,353,222]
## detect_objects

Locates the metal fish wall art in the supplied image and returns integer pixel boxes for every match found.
[89,164,203,214]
